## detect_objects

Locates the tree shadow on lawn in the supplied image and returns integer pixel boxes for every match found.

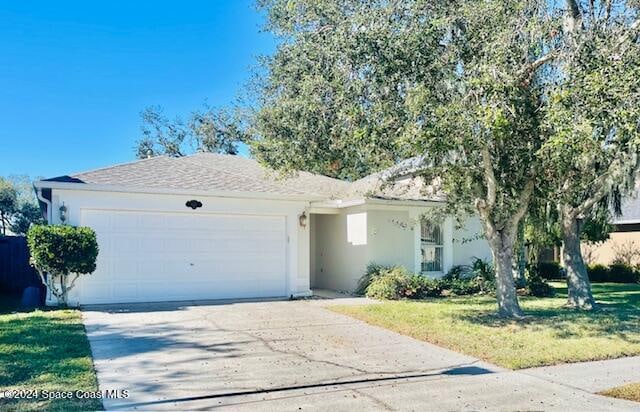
[452,284,640,343]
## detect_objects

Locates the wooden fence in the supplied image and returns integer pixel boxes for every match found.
[0,236,44,296]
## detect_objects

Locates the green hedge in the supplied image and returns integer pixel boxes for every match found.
[536,261,563,280]
[358,259,555,300]
[587,263,639,283]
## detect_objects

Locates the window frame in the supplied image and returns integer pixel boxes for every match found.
[420,219,444,274]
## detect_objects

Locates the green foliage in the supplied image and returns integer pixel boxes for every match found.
[0,176,46,236]
[364,267,444,300]
[10,202,45,236]
[581,204,614,243]
[536,261,562,280]
[586,263,640,283]
[253,1,447,179]
[135,105,248,159]
[365,268,411,300]
[405,275,444,299]
[27,225,99,277]
[587,264,610,283]
[606,264,639,284]
[254,0,640,316]
[442,258,496,295]
[0,178,18,235]
[524,267,556,297]
[356,263,394,295]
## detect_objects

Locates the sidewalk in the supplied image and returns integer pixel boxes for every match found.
[521,356,640,393]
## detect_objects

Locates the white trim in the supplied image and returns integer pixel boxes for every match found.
[613,219,640,225]
[34,181,326,202]
[310,198,446,210]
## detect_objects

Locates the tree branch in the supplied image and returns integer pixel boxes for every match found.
[615,18,640,53]
[520,51,559,86]
[482,146,497,209]
[574,160,623,216]
[507,179,535,239]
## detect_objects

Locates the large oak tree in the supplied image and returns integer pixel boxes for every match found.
[253,0,640,317]
[540,0,640,309]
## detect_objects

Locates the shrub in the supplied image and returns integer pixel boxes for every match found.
[587,264,610,282]
[471,257,495,282]
[536,261,562,280]
[440,258,495,296]
[405,274,443,298]
[607,264,639,283]
[356,263,394,295]
[524,267,555,297]
[27,224,99,306]
[365,267,410,300]
[445,265,474,280]
[362,265,443,300]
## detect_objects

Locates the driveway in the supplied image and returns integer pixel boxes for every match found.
[82,298,638,411]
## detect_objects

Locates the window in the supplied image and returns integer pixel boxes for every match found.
[421,219,443,272]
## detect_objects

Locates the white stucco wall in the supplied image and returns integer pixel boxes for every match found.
[311,212,369,291]
[452,216,492,265]
[367,209,415,270]
[48,188,311,305]
[312,205,492,292]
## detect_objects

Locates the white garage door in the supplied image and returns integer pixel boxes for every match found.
[78,209,288,304]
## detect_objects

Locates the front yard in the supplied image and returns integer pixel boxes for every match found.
[0,297,101,411]
[332,282,640,369]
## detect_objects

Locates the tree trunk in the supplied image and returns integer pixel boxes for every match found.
[562,214,596,309]
[0,211,5,235]
[512,223,526,288]
[489,234,524,318]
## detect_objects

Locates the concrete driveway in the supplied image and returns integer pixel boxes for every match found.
[82,297,638,411]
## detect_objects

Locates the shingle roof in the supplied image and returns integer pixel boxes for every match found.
[41,153,443,202]
[347,156,445,202]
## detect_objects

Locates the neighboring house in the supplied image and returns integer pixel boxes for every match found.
[582,192,640,265]
[34,153,490,305]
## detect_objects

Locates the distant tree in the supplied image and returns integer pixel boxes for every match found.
[0,178,18,235]
[135,105,248,158]
[11,203,45,236]
[0,176,46,236]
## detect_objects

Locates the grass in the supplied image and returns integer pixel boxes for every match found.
[332,282,640,369]
[600,383,640,402]
[0,295,102,411]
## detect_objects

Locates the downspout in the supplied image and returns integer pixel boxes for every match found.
[35,186,52,224]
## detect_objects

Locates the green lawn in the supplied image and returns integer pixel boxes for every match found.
[332,282,640,369]
[600,383,640,402]
[0,297,102,411]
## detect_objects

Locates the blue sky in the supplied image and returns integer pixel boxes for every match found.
[0,1,275,178]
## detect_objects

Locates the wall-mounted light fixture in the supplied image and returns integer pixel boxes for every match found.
[299,211,307,228]
[59,203,68,224]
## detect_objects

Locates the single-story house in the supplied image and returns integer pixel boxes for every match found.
[34,153,490,305]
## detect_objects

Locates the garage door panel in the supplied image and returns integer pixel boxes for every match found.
[79,210,288,304]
